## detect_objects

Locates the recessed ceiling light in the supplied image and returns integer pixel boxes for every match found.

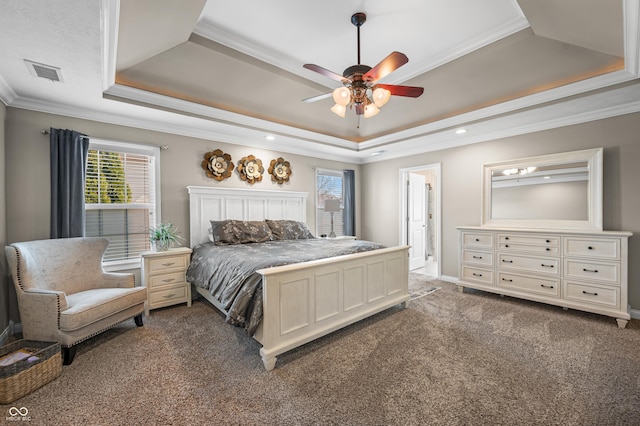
[265,135,275,141]
[455,128,467,134]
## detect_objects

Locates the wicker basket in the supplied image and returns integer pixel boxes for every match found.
[0,340,62,404]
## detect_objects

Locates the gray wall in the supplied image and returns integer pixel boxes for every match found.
[361,111,640,311]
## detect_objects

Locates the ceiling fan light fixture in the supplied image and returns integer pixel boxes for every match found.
[372,87,391,107]
[330,103,347,118]
[363,102,380,118]
[332,87,351,106]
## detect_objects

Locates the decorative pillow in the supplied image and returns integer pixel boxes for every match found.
[209,220,273,245]
[266,220,314,240]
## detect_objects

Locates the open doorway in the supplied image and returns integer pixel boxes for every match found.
[399,164,441,278]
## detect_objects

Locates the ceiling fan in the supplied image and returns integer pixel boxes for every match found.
[303,12,424,122]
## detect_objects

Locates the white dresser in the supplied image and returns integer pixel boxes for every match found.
[458,227,632,328]
[141,247,192,316]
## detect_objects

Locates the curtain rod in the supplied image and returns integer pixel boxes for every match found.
[41,129,168,150]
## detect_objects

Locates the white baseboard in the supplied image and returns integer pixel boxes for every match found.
[630,308,640,320]
[12,322,21,335]
[440,275,459,284]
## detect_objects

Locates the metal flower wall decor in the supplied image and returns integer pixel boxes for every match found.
[268,157,292,184]
[202,149,234,181]
[237,155,264,184]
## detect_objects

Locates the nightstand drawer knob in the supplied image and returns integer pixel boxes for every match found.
[163,293,176,299]
[162,278,176,283]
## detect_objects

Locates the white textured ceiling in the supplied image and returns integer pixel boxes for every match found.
[0,0,639,163]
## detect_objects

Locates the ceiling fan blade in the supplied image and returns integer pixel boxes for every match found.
[374,84,424,98]
[302,92,333,103]
[363,51,409,83]
[303,64,351,83]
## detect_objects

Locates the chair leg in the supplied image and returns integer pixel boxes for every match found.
[62,346,77,365]
[134,314,143,327]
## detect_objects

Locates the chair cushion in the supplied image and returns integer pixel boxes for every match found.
[60,287,147,332]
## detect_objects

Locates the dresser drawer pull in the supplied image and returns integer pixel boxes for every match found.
[504,244,509,247]
[582,290,598,296]
[582,268,599,273]
[540,284,554,289]
[545,248,551,251]
[588,246,594,250]
[504,237,509,240]
[472,255,483,259]
[163,293,176,299]
[472,273,483,277]
[502,259,513,263]
[162,278,176,283]
[475,238,480,242]
[502,278,513,282]
[546,239,551,243]
[162,262,176,267]
[541,264,554,268]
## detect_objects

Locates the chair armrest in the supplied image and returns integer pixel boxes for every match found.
[99,272,136,289]
[19,289,68,342]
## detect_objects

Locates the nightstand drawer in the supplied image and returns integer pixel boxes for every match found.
[148,255,187,273]
[149,272,186,289]
[149,285,188,305]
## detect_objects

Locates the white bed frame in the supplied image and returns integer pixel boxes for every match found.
[187,186,410,370]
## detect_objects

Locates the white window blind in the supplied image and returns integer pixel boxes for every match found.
[84,140,160,265]
[316,168,344,237]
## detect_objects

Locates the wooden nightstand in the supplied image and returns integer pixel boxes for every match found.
[141,247,192,316]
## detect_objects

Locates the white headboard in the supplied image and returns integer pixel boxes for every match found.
[187,186,308,247]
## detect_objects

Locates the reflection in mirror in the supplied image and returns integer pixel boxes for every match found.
[491,162,589,220]
[481,148,603,230]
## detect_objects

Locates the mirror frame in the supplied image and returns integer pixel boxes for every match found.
[481,147,603,230]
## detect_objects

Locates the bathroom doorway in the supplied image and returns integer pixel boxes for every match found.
[399,164,441,278]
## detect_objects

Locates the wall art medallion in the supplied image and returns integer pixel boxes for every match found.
[237,155,264,184]
[268,157,292,184]
[202,149,234,181]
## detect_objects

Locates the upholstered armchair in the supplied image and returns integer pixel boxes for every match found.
[5,237,147,365]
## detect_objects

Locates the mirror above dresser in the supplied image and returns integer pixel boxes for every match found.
[481,148,603,230]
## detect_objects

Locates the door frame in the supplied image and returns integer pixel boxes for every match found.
[399,163,442,277]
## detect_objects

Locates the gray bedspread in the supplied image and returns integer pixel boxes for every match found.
[186,238,385,334]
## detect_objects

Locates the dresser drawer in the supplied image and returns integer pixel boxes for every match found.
[564,281,619,308]
[461,265,493,285]
[564,237,620,260]
[461,232,493,249]
[498,234,559,247]
[148,255,188,273]
[148,272,186,289]
[149,284,189,305]
[564,259,620,284]
[497,272,560,297]
[462,249,493,267]
[498,253,560,276]
[499,242,559,255]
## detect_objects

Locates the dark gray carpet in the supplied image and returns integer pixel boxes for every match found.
[3,274,639,425]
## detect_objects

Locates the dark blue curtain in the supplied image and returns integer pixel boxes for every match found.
[343,169,355,236]
[50,128,89,238]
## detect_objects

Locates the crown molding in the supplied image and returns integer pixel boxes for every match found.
[0,72,17,106]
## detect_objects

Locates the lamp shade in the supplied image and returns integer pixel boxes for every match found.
[372,87,391,107]
[330,104,347,118]
[363,103,380,118]
[324,199,341,212]
[332,87,351,106]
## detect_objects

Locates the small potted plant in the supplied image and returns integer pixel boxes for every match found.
[148,222,183,252]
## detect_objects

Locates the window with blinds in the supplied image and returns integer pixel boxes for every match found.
[316,168,344,237]
[84,140,160,265]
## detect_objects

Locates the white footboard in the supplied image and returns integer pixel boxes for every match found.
[254,245,409,370]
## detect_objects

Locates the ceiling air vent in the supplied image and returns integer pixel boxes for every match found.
[24,59,63,82]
